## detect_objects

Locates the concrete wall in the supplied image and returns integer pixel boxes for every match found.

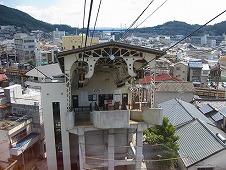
[0,130,10,162]
[41,82,71,170]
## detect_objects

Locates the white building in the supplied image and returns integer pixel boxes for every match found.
[14,33,36,63]
[0,85,44,169]
[41,41,164,170]
[52,28,65,40]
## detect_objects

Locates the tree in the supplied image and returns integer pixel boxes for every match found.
[144,116,179,169]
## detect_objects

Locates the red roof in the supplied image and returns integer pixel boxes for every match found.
[0,74,8,81]
[141,74,181,84]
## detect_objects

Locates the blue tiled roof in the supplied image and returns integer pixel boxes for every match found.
[189,61,203,68]
[218,107,226,117]
[198,104,215,114]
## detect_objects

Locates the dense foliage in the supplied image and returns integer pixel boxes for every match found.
[144,116,180,169]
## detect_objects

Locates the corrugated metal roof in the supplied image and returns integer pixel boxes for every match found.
[176,119,226,167]
[158,99,213,127]
[189,61,203,68]
[198,104,215,114]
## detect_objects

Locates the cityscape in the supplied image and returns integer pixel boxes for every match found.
[0,2,226,170]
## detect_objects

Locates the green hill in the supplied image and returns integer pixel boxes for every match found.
[137,20,226,36]
[0,4,225,36]
[0,4,77,33]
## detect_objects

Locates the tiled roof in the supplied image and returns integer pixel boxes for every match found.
[176,119,226,167]
[217,107,226,117]
[198,104,215,114]
[194,99,226,110]
[0,74,8,81]
[158,98,213,127]
[210,112,223,122]
[155,82,194,92]
[141,74,181,84]
[26,63,63,78]
[189,61,203,68]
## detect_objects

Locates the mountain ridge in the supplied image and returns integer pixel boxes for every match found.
[0,4,225,36]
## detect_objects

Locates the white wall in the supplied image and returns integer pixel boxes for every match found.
[41,82,71,170]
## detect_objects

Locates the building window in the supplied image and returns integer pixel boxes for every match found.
[176,67,180,70]
[52,102,64,169]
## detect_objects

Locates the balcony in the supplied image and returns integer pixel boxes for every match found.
[91,110,130,129]
[66,106,163,130]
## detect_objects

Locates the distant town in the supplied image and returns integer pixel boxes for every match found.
[0,22,226,170]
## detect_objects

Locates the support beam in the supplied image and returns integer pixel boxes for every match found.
[135,124,144,170]
[108,129,115,170]
[78,128,85,170]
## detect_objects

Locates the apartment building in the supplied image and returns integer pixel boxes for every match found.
[172,61,188,81]
[14,33,36,63]
[41,41,163,170]
[62,34,99,50]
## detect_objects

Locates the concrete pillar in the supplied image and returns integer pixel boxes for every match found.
[135,124,143,170]
[108,129,115,170]
[78,128,85,170]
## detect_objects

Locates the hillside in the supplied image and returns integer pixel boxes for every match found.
[0,4,225,36]
[137,20,226,36]
[0,4,77,33]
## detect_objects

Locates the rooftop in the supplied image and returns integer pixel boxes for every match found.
[176,119,226,167]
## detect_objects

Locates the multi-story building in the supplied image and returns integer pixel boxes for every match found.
[0,84,44,169]
[41,41,163,170]
[52,28,65,40]
[188,61,203,86]
[14,33,36,63]
[172,61,188,81]
[62,34,99,50]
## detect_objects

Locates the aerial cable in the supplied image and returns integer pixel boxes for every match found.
[135,0,169,29]
[90,0,103,46]
[84,0,94,48]
[81,0,87,47]
[163,9,226,53]
[120,0,155,40]
[137,9,226,71]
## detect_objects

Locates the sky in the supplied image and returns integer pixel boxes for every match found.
[0,0,226,29]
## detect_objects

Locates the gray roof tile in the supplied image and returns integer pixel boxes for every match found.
[198,104,215,114]
[176,119,226,167]
[156,82,195,92]
[158,99,213,127]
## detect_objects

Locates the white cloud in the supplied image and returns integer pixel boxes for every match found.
[14,0,226,28]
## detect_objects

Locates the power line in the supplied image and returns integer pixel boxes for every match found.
[135,0,169,29]
[84,0,94,48]
[90,0,103,46]
[81,0,87,47]
[120,0,155,40]
[137,9,226,71]
[163,9,226,53]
